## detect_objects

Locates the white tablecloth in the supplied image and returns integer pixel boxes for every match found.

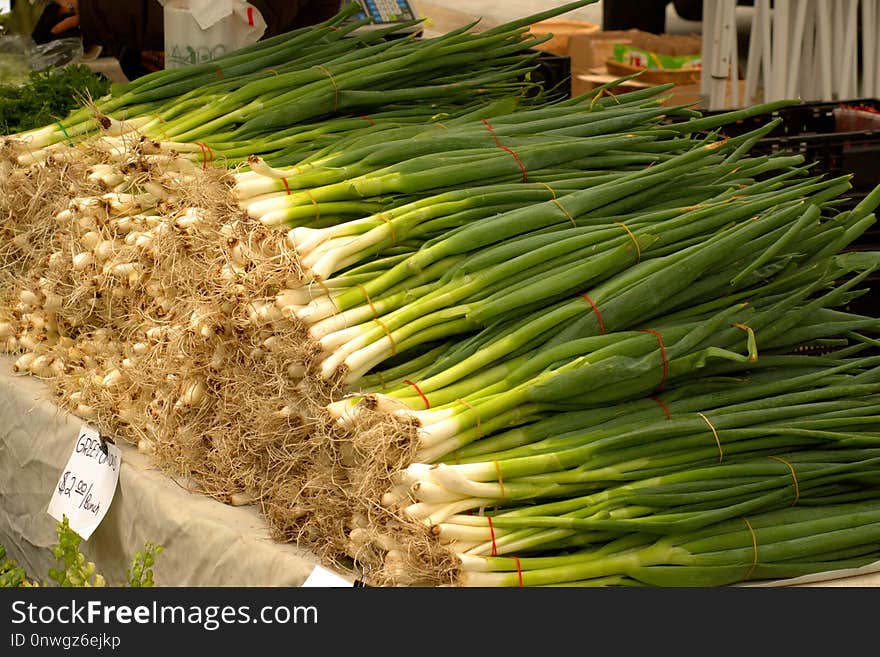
[0,356,319,586]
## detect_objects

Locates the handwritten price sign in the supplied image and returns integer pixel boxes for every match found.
[47,425,122,540]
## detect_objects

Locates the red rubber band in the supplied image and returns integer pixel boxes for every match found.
[247,6,254,25]
[213,68,224,80]
[579,293,606,334]
[639,329,668,392]
[513,556,523,587]
[403,379,430,409]
[360,115,375,126]
[481,118,498,139]
[196,142,214,169]
[482,118,527,183]
[487,516,497,556]
[281,177,291,195]
[651,395,671,419]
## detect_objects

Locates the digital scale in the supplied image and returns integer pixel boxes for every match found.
[343,0,423,37]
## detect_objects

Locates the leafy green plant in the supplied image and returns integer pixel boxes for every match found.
[0,516,163,587]
[0,64,110,134]
[127,542,163,587]
[0,544,37,587]
[47,516,106,587]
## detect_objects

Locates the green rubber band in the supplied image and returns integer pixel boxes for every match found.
[56,122,73,146]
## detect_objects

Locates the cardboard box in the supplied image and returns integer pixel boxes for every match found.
[569,29,702,73]
[568,29,640,72]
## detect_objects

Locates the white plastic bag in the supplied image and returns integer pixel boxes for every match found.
[158,0,267,70]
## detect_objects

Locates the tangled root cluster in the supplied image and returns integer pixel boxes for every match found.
[1,131,458,586]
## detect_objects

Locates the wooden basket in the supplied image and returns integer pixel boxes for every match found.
[529,19,600,56]
[605,58,701,86]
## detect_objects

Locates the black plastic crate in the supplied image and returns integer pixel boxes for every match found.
[710,99,880,194]
[525,49,572,100]
[704,100,880,317]
[714,98,880,136]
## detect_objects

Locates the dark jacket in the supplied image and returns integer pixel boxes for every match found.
[78,0,342,77]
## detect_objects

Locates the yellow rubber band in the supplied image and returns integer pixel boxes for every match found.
[552,198,576,227]
[378,212,396,247]
[357,283,379,319]
[457,398,482,440]
[493,461,505,500]
[614,221,641,263]
[537,182,557,199]
[698,412,723,462]
[589,86,621,110]
[315,64,340,111]
[742,517,759,581]
[313,278,335,306]
[769,456,800,505]
[374,318,397,356]
[305,189,320,223]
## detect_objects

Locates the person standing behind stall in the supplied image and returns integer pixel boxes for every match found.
[49,0,343,79]
[601,0,704,34]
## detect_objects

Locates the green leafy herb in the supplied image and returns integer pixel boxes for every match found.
[0,63,109,135]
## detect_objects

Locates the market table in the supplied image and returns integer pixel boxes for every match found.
[2,358,880,588]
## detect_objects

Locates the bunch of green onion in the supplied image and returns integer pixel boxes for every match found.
[6,1,600,167]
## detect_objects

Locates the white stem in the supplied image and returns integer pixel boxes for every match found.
[324,396,363,423]
[297,295,340,324]
[275,288,311,311]
[393,462,436,486]
[102,115,152,136]
[72,252,95,270]
[402,497,493,524]
[416,414,468,448]
[431,461,503,487]
[306,248,352,281]
[241,192,289,216]
[416,438,467,464]
[287,226,331,256]
[15,125,59,150]
[308,310,363,339]
[456,554,492,572]
[341,339,400,383]
[13,352,37,373]
[257,208,295,227]
[79,230,103,250]
[246,155,296,179]
[410,480,469,504]
[380,484,411,507]
[433,522,494,544]
[372,394,415,414]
